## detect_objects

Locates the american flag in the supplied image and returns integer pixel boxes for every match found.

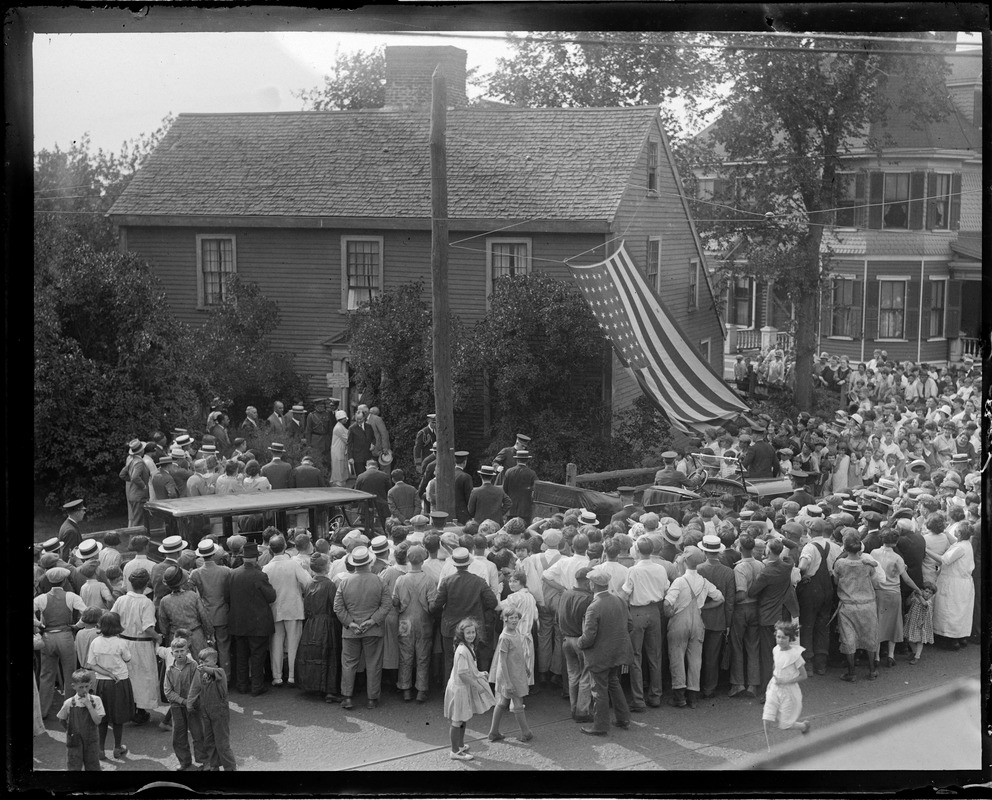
[568,242,748,433]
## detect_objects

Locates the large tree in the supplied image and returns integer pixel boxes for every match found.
[295,46,386,110]
[692,34,954,410]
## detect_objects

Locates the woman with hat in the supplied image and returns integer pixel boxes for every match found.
[158,565,214,658]
[330,409,351,487]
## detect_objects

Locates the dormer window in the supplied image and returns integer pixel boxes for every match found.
[647,142,658,193]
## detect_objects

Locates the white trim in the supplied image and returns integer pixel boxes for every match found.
[862,256,950,262]
[930,170,955,232]
[927,273,951,281]
[827,336,856,341]
[927,277,948,340]
[875,339,910,343]
[646,139,659,194]
[647,235,662,292]
[875,274,913,281]
[876,278,908,340]
[340,235,384,312]
[195,233,237,309]
[689,257,700,310]
[698,337,712,364]
[486,237,532,308]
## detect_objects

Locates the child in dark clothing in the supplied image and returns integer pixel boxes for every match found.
[188,647,236,771]
[57,669,105,771]
[162,637,207,771]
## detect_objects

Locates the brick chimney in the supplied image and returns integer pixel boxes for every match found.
[384,46,467,110]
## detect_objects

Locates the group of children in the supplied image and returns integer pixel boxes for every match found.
[51,610,236,772]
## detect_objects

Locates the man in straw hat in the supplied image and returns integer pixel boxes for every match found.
[229,542,276,696]
[34,565,89,717]
[120,439,152,527]
[261,443,292,490]
[333,546,391,709]
[151,535,191,606]
[189,539,234,680]
[576,566,634,736]
[697,534,736,699]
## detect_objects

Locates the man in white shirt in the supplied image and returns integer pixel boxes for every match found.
[518,530,564,686]
[620,538,669,710]
[436,534,500,595]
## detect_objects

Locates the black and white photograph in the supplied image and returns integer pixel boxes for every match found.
[13,2,988,792]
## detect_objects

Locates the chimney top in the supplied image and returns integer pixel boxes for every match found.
[384,46,468,110]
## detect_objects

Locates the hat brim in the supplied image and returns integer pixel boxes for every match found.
[158,540,189,554]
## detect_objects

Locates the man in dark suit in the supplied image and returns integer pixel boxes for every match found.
[502,451,537,521]
[267,401,286,437]
[653,451,690,487]
[741,426,780,479]
[261,443,293,489]
[492,433,531,486]
[785,469,816,507]
[610,486,644,527]
[413,413,437,476]
[347,407,377,474]
[452,451,475,524]
[355,459,390,533]
[228,542,277,696]
[747,538,798,700]
[430,548,498,680]
[467,465,512,525]
[57,499,86,563]
[284,405,304,440]
[290,455,326,489]
[577,566,634,735]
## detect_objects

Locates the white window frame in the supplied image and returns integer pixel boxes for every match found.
[195,233,237,309]
[931,171,953,231]
[927,276,947,340]
[727,275,756,328]
[646,236,661,291]
[881,172,911,230]
[340,235,384,312]
[699,337,712,364]
[688,258,700,310]
[828,275,861,340]
[486,237,532,307]
[876,275,909,341]
[696,176,716,201]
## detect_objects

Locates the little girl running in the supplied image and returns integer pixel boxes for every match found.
[487,609,534,744]
[443,618,496,762]
[762,619,811,750]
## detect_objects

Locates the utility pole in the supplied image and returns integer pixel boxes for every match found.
[430,66,455,518]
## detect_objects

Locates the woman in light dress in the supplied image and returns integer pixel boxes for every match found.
[330,410,350,486]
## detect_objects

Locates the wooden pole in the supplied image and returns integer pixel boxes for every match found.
[430,67,455,518]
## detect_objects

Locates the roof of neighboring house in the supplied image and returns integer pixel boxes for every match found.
[109,106,660,222]
[946,51,982,84]
[821,228,963,258]
[950,231,981,261]
[868,100,982,152]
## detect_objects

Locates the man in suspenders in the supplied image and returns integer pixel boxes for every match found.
[34,567,88,718]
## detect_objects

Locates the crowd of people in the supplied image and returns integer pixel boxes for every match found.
[33,347,983,769]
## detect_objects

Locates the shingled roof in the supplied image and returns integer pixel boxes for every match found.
[109,106,660,222]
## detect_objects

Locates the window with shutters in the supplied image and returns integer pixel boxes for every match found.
[882,173,911,229]
[341,236,383,311]
[727,276,754,327]
[647,141,658,192]
[486,238,531,307]
[646,237,661,290]
[696,177,715,200]
[928,280,946,338]
[877,280,907,339]
[196,234,237,308]
[930,173,953,230]
[688,259,699,310]
[835,172,859,227]
[829,277,862,338]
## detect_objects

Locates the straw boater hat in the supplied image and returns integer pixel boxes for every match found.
[348,546,373,568]
[579,509,599,525]
[909,459,928,474]
[268,442,286,454]
[699,534,724,553]
[662,522,683,545]
[75,539,103,561]
[841,499,861,514]
[159,535,189,555]
[291,404,305,414]
[378,452,394,465]
[479,465,496,478]
[514,450,532,460]
[41,537,62,554]
[370,536,390,556]
[128,439,146,455]
[196,539,222,559]
[451,547,472,568]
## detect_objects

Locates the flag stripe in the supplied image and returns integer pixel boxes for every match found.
[568,242,747,430]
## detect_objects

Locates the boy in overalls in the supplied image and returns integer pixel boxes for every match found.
[57,669,105,771]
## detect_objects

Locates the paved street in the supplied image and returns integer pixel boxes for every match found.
[32,642,980,773]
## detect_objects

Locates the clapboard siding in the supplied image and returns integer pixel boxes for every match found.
[960,167,982,231]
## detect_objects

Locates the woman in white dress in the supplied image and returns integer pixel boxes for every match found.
[109,568,163,724]
[330,410,350,486]
[928,521,975,649]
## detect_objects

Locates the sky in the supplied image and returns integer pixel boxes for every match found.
[32,29,983,156]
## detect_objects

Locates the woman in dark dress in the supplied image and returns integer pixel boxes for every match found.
[294,554,342,703]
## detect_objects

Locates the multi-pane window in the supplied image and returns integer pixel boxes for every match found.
[646,237,660,290]
[688,259,699,309]
[197,235,236,307]
[487,238,531,304]
[929,280,946,338]
[882,173,911,229]
[878,280,906,339]
[728,276,753,327]
[835,172,859,227]
[647,142,658,192]
[342,237,382,311]
[931,173,953,230]
[830,277,862,337]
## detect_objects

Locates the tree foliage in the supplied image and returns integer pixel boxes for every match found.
[690,35,954,410]
[34,226,200,515]
[295,47,386,110]
[347,282,473,477]
[485,32,725,140]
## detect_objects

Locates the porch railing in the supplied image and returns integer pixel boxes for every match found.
[960,337,982,359]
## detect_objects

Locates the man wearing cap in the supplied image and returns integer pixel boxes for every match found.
[697,535,736,699]
[120,439,152,528]
[492,433,532,486]
[347,407,377,477]
[611,487,644,527]
[652,452,690,489]
[577,566,634,736]
[557,566,595,722]
[413,414,437,475]
[502,450,537,521]
[728,533,763,698]
[57,500,86,563]
[430,547,498,681]
[448,451,475,525]
[333,546,392,709]
[741,426,779,479]
[355,458,391,533]
[190,540,234,680]
[796,519,839,675]
[620,537,669,711]
[34,566,88,717]
[257,443,291,491]
[785,470,815,508]
[229,542,277,696]
[747,538,799,700]
[467,466,512,526]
